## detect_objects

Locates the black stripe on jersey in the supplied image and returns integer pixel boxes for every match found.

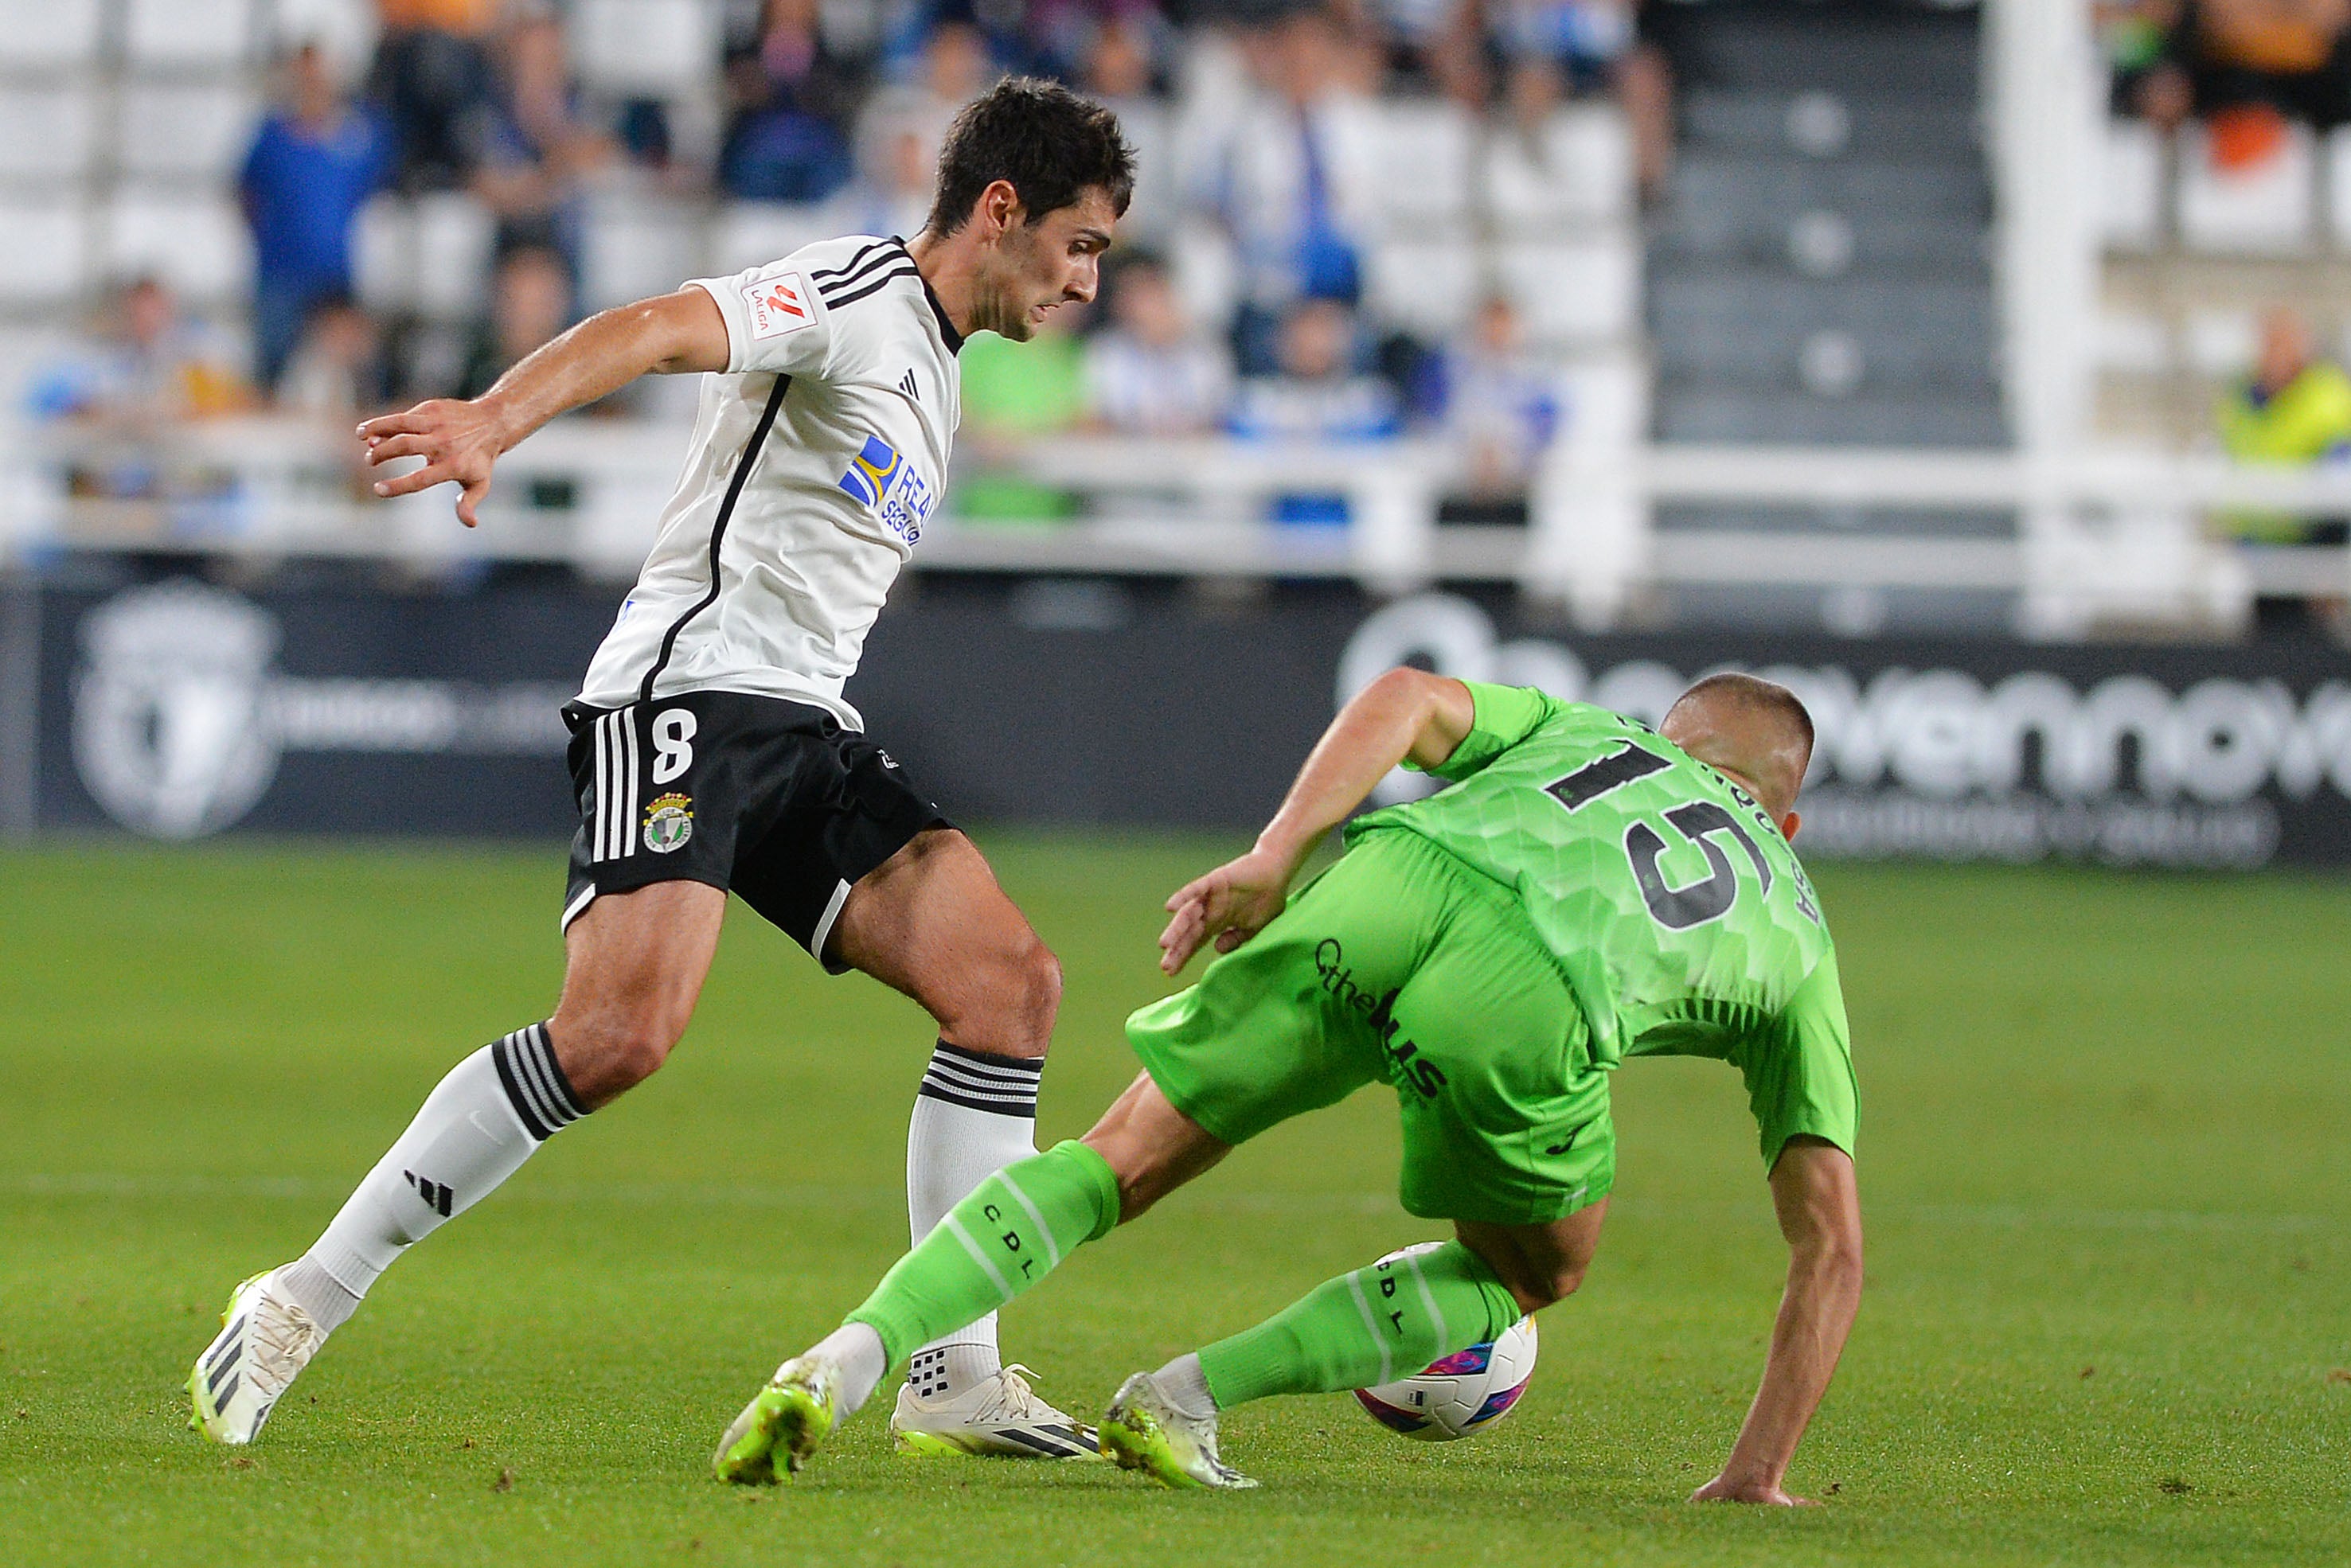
[822,265,920,311]
[812,246,905,298]
[806,238,892,282]
[636,373,791,705]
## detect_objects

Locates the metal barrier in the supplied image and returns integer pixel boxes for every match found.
[3,416,2348,638]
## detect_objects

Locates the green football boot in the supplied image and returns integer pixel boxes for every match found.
[712,1355,841,1484]
[1099,1371,1258,1490]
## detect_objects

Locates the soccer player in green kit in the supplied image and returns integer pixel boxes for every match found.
[715,666,1863,1501]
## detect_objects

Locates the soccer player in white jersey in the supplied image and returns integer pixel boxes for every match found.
[187,80,1132,1462]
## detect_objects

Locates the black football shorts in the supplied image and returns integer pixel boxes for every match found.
[560,691,948,969]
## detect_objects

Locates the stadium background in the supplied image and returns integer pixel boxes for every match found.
[2,2,2347,1566]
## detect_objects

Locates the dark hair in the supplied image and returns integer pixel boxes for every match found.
[924,76,1135,238]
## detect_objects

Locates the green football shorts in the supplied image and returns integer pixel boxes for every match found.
[1126,829,1613,1227]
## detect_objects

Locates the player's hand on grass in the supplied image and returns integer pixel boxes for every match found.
[1689,1472,1814,1506]
[1158,847,1295,975]
[357,399,509,528]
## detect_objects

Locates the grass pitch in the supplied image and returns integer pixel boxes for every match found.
[2,835,2346,1566]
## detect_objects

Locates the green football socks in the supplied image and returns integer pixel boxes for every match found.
[1195,1241,1519,1408]
[845,1140,1120,1366]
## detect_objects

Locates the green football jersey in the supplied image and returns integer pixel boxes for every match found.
[1345,681,1857,1165]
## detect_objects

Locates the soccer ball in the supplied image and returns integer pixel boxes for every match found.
[1352,1250,1539,1442]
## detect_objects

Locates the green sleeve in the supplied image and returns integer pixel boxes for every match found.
[1416,682,1564,783]
[1733,951,1859,1168]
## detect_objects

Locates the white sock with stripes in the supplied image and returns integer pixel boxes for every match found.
[903,1041,1043,1399]
[290,1024,587,1320]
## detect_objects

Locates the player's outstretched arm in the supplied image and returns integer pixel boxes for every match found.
[1158,668,1475,973]
[1692,1137,1863,1506]
[357,288,731,526]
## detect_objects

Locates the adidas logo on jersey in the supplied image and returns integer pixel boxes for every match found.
[899,369,920,402]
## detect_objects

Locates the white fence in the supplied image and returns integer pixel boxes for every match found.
[3,415,2345,641]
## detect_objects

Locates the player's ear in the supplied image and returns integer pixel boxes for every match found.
[1781,810,1801,842]
[979,180,1021,240]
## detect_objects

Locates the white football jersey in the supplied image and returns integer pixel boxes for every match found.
[575,234,963,727]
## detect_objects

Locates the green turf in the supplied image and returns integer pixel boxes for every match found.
[2,836,2345,1566]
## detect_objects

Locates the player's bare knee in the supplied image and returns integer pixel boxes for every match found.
[945,936,1061,1059]
[549,1011,679,1105]
[1012,938,1063,1047]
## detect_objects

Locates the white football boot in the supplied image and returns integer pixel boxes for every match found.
[187,1267,327,1445]
[889,1363,1100,1459]
[1098,1370,1258,1489]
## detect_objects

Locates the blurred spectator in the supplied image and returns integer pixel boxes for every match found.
[955,304,1092,522]
[2216,306,2351,544]
[1492,0,1676,201]
[834,123,941,242]
[1230,298,1400,443]
[859,21,995,204]
[277,295,392,423]
[240,43,393,393]
[1354,0,1484,98]
[368,0,501,193]
[1435,295,1559,524]
[1030,2,1170,87]
[25,278,251,525]
[1229,297,1399,526]
[28,279,250,431]
[1201,10,1379,373]
[1082,16,1176,240]
[2101,2,2195,123]
[472,7,613,275]
[1084,255,1234,435]
[455,246,576,401]
[719,0,870,202]
[2118,0,2351,132]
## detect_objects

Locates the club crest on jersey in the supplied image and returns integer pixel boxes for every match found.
[741,272,812,340]
[642,792,693,854]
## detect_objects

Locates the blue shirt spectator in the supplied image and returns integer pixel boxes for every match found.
[240,45,392,392]
[1229,298,1399,527]
[720,0,868,203]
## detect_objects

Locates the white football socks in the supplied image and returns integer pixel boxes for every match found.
[297,1025,585,1312]
[810,1322,889,1420]
[904,1041,1044,1398]
[1154,1352,1218,1421]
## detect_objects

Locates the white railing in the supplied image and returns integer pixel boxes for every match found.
[3,415,2347,638]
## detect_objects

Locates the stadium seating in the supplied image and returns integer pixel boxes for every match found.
[1646,2,2000,451]
[118,81,262,181]
[99,189,252,303]
[2177,123,2316,255]
[0,0,103,70]
[572,0,717,101]
[123,0,255,69]
[0,84,98,182]
[0,199,87,305]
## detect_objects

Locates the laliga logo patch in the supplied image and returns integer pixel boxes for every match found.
[837,435,904,507]
[642,792,694,854]
[741,271,812,340]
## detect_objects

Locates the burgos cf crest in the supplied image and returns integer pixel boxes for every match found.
[838,434,903,506]
[643,792,693,853]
